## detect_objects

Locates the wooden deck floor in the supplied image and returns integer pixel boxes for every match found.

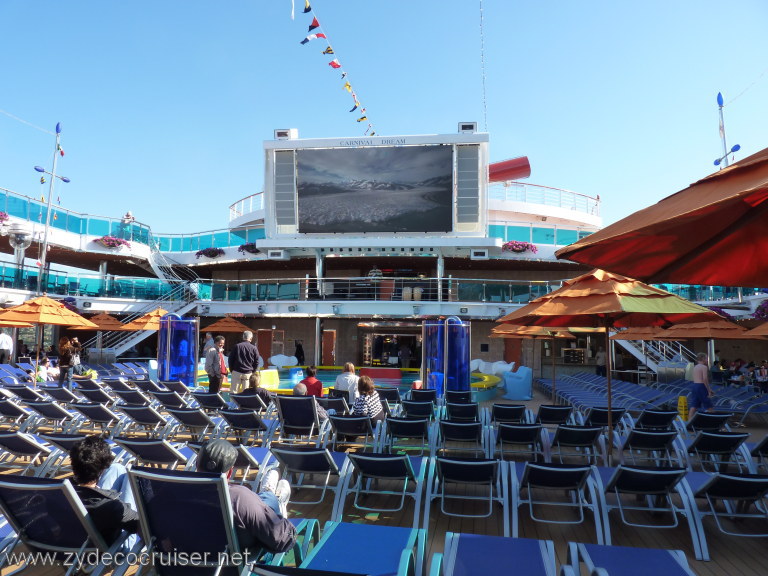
[6,385,768,575]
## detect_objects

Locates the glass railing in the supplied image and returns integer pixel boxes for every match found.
[488,220,595,246]
[153,226,266,253]
[229,191,265,222]
[488,181,600,216]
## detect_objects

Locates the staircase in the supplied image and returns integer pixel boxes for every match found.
[81,239,203,357]
[614,337,697,373]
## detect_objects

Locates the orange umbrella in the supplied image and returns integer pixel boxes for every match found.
[71,312,126,331]
[609,326,676,340]
[556,146,768,286]
[499,269,720,462]
[203,317,252,333]
[0,296,98,329]
[745,323,768,338]
[662,319,754,340]
[0,319,33,328]
[119,307,169,331]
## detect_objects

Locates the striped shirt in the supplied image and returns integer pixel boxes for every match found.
[352,391,382,419]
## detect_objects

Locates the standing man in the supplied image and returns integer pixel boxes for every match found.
[228,330,261,394]
[689,352,714,420]
[594,346,607,377]
[202,332,215,357]
[205,335,228,395]
[0,329,13,365]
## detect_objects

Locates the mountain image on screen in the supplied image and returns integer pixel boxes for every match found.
[296,145,454,233]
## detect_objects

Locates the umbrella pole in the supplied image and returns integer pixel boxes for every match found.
[551,335,557,403]
[604,326,613,466]
[33,324,42,389]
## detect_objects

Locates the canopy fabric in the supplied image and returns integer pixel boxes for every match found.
[0,319,33,328]
[555,146,768,286]
[0,296,98,328]
[745,322,768,337]
[490,325,575,339]
[609,326,676,341]
[662,319,755,340]
[71,312,126,331]
[498,269,720,329]
[202,317,253,333]
[119,307,170,331]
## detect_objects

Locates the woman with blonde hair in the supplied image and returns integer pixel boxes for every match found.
[334,362,360,404]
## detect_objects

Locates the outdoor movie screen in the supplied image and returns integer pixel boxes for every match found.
[296,145,454,233]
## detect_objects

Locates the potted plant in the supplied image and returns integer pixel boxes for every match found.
[237,242,261,255]
[95,235,131,249]
[196,247,226,259]
[502,241,538,254]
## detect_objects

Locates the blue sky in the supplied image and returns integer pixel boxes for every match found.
[1,0,767,235]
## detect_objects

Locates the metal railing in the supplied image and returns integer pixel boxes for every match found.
[488,181,600,216]
[229,191,265,222]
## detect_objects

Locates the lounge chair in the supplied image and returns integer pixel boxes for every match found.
[683,431,751,473]
[218,409,278,447]
[0,474,137,576]
[491,423,549,462]
[0,432,52,476]
[567,542,699,576]
[548,425,606,466]
[432,532,566,576]
[616,429,684,467]
[113,437,193,469]
[326,415,380,452]
[435,420,488,458]
[275,396,330,446]
[381,417,434,457]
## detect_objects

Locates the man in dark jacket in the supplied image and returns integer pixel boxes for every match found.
[197,439,295,553]
[228,330,262,394]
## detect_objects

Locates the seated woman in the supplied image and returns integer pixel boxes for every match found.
[351,375,385,423]
[36,356,57,382]
[334,362,360,404]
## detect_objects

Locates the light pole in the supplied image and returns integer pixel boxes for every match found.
[714,92,740,168]
[33,122,70,294]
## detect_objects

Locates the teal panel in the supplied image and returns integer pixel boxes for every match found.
[505,226,530,242]
[6,196,29,219]
[213,232,230,248]
[66,214,84,234]
[157,236,171,251]
[532,227,555,244]
[87,218,110,236]
[230,229,248,243]
[277,283,300,300]
[555,229,578,245]
[457,282,484,301]
[182,236,194,251]
[488,225,506,241]
[170,237,183,252]
[51,209,68,230]
[246,228,266,242]
[578,230,592,239]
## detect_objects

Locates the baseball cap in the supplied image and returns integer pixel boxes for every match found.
[197,439,237,473]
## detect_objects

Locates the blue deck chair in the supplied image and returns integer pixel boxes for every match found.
[0,399,33,432]
[678,412,733,437]
[582,406,629,430]
[102,378,136,393]
[435,420,488,458]
[23,400,81,433]
[128,466,305,576]
[118,403,176,438]
[0,431,52,476]
[316,397,350,416]
[326,415,380,452]
[747,434,768,473]
[113,437,192,470]
[298,521,425,576]
[443,402,481,423]
[548,425,606,466]
[535,405,575,427]
[69,402,127,436]
[424,457,509,536]
[510,461,604,544]
[133,379,166,395]
[77,385,117,406]
[187,442,272,487]
[111,387,153,407]
[165,407,223,441]
[567,542,699,576]
[381,417,434,457]
[36,432,88,477]
[151,389,190,410]
[159,380,193,398]
[685,470,768,550]
[683,431,751,473]
[592,465,704,560]
[491,423,549,462]
[432,532,564,576]
[616,429,684,467]
[268,444,350,518]
[193,391,229,412]
[219,409,278,446]
[340,453,427,528]
[231,391,271,413]
[409,388,437,404]
[377,387,402,411]
[43,385,83,404]
[489,403,530,425]
[401,400,437,420]
[0,475,136,576]
[275,396,330,446]
[632,409,681,431]
[4,385,45,403]
[443,390,472,404]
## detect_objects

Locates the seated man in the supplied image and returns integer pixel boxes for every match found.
[197,439,295,553]
[292,382,330,422]
[70,435,139,546]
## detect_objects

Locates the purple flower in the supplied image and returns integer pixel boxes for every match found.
[196,247,225,259]
[502,241,538,254]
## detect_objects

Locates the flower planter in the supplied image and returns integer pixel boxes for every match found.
[196,247,225,259]
[237,243,261,255]
[95,235,131,249]
[502,241,538,254]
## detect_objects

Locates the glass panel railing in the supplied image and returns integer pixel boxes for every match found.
[555,229,578,245]
[532,227,555,244]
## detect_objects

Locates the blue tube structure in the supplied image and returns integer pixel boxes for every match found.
[158,314,199,387]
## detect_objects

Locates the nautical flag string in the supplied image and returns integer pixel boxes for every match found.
[296,4,376,135]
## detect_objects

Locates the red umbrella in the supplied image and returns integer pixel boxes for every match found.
[556,146,768,286]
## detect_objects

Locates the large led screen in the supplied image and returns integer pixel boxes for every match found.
[296,145,454,233]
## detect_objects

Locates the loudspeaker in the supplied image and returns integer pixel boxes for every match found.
[470,249,489,260]
[274,128,298,140]
[458,122,477,133]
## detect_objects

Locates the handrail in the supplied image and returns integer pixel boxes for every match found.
[228,191,265,222]
[488,181,600,216]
